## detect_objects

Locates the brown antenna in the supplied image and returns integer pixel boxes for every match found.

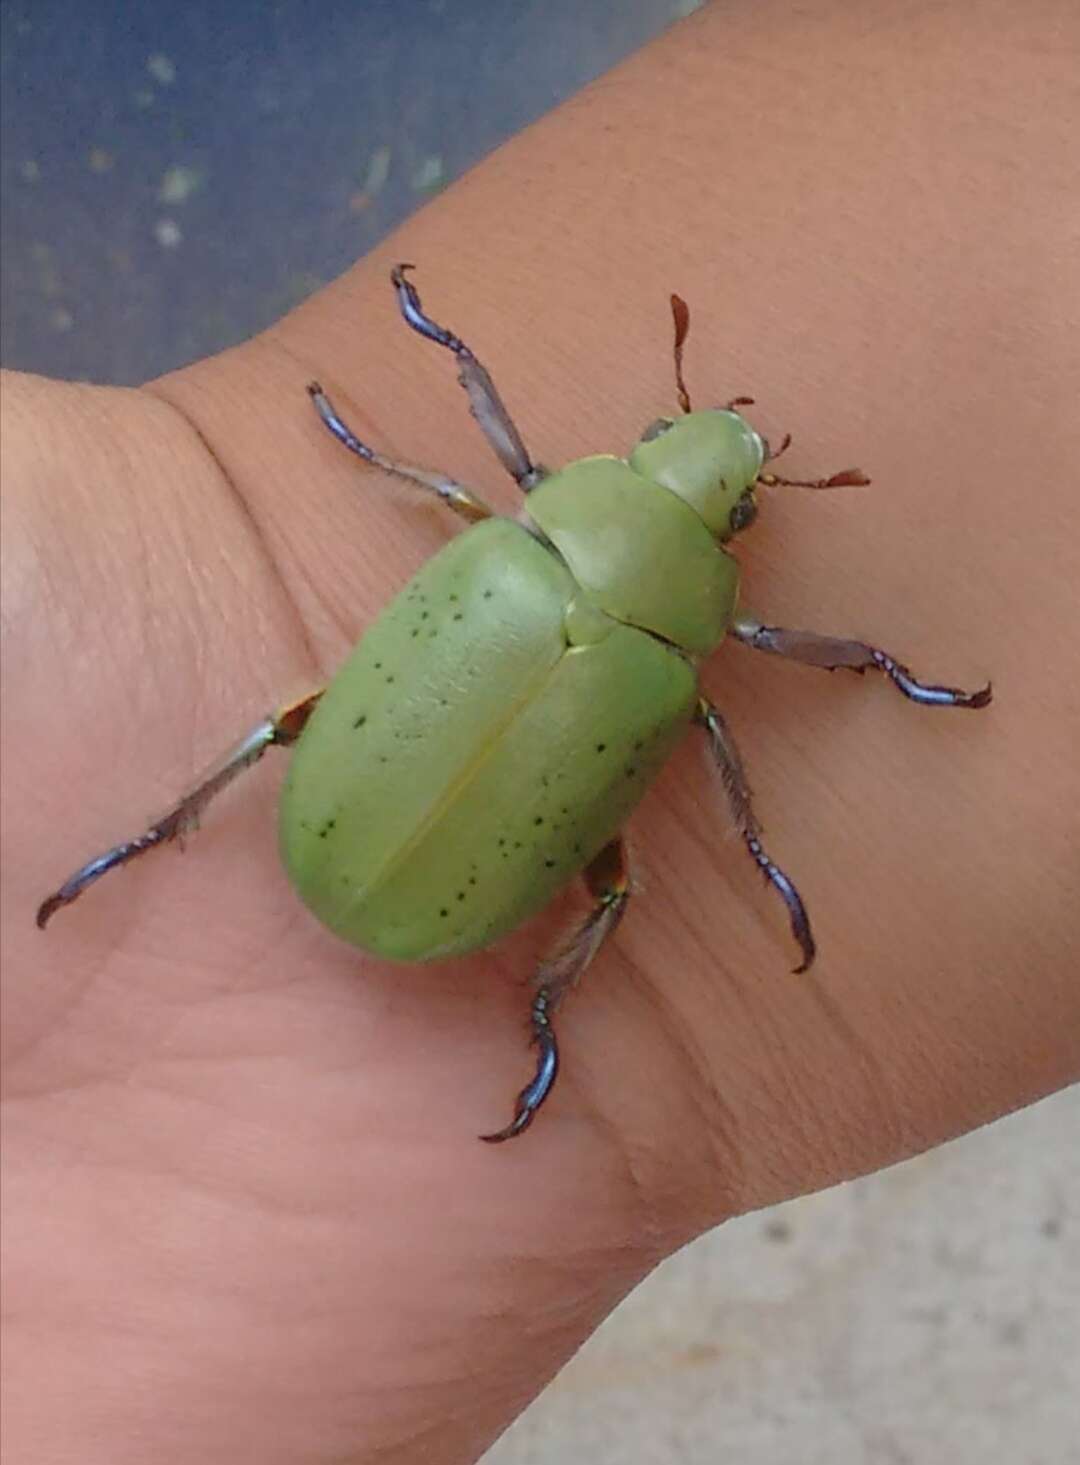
[669,293,692,413]
[759,467,871,489]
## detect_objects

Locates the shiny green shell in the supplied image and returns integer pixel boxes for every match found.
[279,445,743,961]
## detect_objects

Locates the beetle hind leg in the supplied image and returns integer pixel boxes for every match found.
[480,837,631,1143]
[35,691,323,929]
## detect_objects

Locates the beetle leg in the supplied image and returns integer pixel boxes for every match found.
[308,384,494,524]
[35,691,323,929]
[390,264,545,492]
[696,699,816,974]
[731,613,993,709]
[480,837,631,1143]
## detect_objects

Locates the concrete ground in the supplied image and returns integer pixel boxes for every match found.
[485,1086,1079,1464]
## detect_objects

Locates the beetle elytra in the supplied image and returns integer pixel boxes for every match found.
[37,266,991,1141]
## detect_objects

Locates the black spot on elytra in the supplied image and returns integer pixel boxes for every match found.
[544,858,556,869]
[482,589,493,599]
[353,714,367,728]
[596,743,607,753]
[440,907,449,918]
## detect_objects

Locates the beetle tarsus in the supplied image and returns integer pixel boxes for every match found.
[389,264,540,490]
[871,650,993,708]
[37,888,78,929]
[391,262,472,358]
[309,382,496,522]
[36,830,171,929]
[35,698,322,931]
[480,838,631,1141]
[732,617,993,711]
[745,833,816,974]
[309,384,376,463]
[698,700,817,974]
[36,895,64,929]
[480,991,559,1144]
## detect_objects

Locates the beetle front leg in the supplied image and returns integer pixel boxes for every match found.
[481,837,631,1143]
[696,699,816,974]
[391,264,545,491]
[308,385,495,524]
[731,612,992,709]
[36,691,323,929]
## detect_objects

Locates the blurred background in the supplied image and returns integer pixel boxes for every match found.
[486,1090,1078,1465]
[1,0,697,383]
[2,4,1076,1461]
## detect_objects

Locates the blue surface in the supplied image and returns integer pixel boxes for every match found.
[1,1,689,384]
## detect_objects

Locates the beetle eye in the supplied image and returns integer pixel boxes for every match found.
[640,417,674,443]
[729,492,758,534]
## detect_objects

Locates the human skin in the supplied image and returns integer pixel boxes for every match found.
[2,1,1077,1461]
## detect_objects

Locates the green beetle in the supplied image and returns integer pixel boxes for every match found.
[37,267,991,1141]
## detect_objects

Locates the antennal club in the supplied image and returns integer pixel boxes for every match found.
[762,431,793,463]
[670,293,692,414]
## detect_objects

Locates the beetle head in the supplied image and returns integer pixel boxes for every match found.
[629,408,764,542]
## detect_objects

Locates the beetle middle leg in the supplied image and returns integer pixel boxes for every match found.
[391,264,546,491]
[697,698,816,974]
[481,837,631,1144]
[308,384,495,524]
[731,612,992,709]
[36,691,323,929]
